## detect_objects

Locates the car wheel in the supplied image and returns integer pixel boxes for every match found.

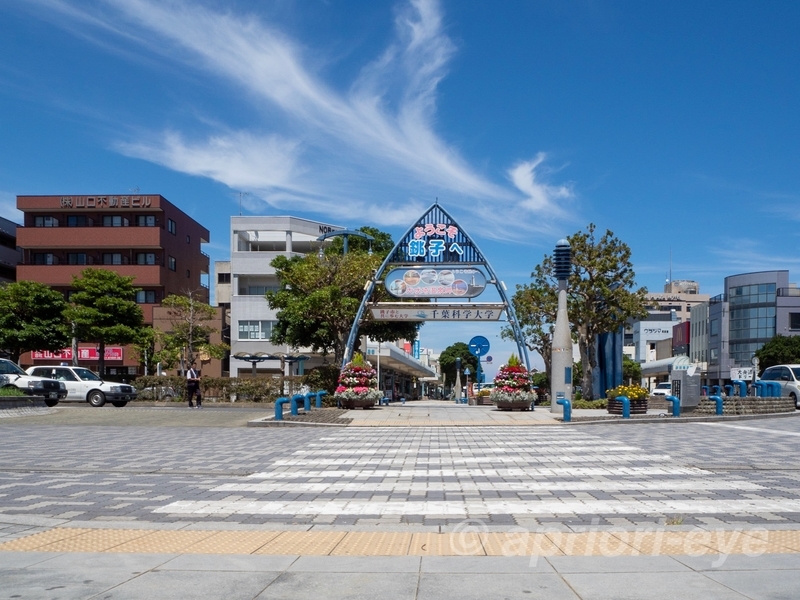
[44,398,59,407]
[88,390,106,407]
[111,401,128,408]
[792,392,798,409]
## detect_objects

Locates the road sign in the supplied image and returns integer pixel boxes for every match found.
[468,336,490,357]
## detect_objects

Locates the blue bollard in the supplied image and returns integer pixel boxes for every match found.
[712,385,721,396]
[315,390,328,408]
[617,395,631,419]
[665,395,680,417]
[380,397,389,406]
[768,381,782,397]
[303,392,314,411]
[290,393,305,415]
[752,381,766,397]
[709,395,724,415]
[731,380,747,397]
[557,398,571,422]
[274,396,290,421]
[724,385,733,397]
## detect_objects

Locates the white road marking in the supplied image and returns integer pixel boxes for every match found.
[696,422,800,437]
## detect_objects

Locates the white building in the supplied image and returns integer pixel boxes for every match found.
[224,215,343,377]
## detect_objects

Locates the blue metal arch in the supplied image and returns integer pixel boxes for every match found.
[341,203,531,371]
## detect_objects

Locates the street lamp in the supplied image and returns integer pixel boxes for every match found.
[551,239,573,414]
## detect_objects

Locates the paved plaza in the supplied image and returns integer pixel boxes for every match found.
[2,402,800,598]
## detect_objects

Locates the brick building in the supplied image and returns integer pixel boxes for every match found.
[15,194,210,376]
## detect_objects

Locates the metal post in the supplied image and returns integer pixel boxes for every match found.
[551,240,573,414]
[454,357,462,403]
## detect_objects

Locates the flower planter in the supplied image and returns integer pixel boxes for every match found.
[493,400,533,411]
[607,397,648,415]
[340,397,376,410]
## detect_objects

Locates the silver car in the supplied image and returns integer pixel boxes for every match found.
[758,365,800,409]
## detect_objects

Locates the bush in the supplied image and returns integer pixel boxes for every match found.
[0,386,26,397]
[303,366,340,407]
[571,399,607,410]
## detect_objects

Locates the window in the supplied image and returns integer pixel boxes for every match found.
[66,215,88,227]
[67,253,88,265]
[32,253,57,265]
[217,273,231,284]
[135,290,156,304]
[136,252,156,265]
[238,320,276,340]
[167,218,176,234]
[102,215,128,227]
[186,269,191,279]
[710,319,719,336]
[790,313,800,330]
[168,256,176,271]
[136,215,156,227]
[34,216,58,227]
[102,253,123,265]
[186,235,191,244]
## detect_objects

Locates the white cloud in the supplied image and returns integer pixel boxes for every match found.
[23,0,575,239]
[508,153,573,216]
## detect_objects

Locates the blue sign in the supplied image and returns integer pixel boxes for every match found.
[412,340,420,359]
[468,336,490,357]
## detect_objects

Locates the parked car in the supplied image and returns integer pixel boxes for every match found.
[0,358,66,406]
[651,382,673,396]
[26,365,136,407]
[758,365,800,409]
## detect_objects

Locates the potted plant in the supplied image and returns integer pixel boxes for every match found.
[606,384,649,415]
[490,354,536,411]
[334,353,382,409]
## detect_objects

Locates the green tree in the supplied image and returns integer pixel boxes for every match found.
[502,265,558,379]
[0,280,70,363]
[438,342,478,387]
[509,224,648,400]
[156,292,228,373]
[323,226,395,256]
[623,355,642,384]
[754,335,800,370]
[267,247,418,366]
[64,268,145,376]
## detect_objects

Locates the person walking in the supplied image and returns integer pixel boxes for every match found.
[187,360,202,408]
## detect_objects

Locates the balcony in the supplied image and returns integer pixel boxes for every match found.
[17,226,162,249]
[17,264,164,286]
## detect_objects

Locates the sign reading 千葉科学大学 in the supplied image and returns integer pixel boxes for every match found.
[384,266,486,299]
[60,196,153,209]
[369,304,504,321]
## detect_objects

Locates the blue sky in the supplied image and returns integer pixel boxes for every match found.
[2,0,799,373]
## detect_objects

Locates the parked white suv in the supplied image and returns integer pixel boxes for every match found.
[0,358,66,406]
[758,365,800,409]
[26,365,136,407]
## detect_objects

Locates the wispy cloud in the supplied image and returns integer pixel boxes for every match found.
[508,153,573,216]
[22,0,575,240]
